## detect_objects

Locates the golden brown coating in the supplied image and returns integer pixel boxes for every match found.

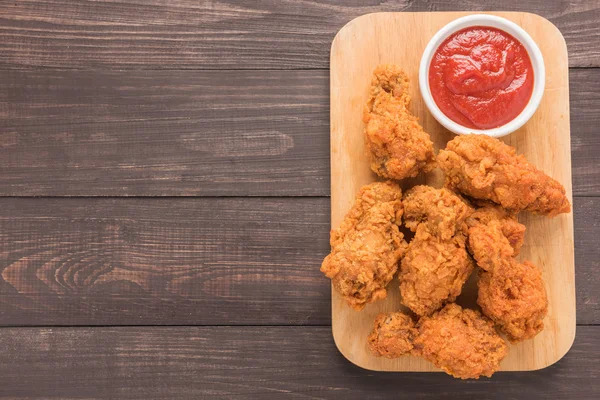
[400,225,475,316]
[438,134,571,216]
[477,260,548,342]
[320,181,408,310]
[363,65,436,180]
[466,204,526,254]
[368,312,417,358]
[413,304,508,379]
[468,222,548,342]
[468,220,517,272]
[403,186,472,240]
[400,186,474,316]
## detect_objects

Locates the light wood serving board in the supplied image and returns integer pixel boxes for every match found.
[330,12,575,372]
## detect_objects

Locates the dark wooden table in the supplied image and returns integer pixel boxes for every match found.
[0,1,598,398]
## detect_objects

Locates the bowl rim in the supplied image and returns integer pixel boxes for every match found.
[418,14,546,138]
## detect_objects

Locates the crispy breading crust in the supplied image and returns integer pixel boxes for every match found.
[403,186,472,239]
[467,219,517,272]
[468,221,548,342]
[367,312,417,358]
[466,203,526,255]
[438,134,571,216]
[368,304,508,379]
[363,65,436,179]
[477,261,548,342]
[414,304,508,379]
[400,226,475,316]
[399,186,474,316]
[320,181,408,310]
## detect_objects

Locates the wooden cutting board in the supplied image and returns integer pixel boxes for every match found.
[329,12,575,372]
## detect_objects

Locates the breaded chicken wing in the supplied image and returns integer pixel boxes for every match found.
[368,312,417,358]
[477,260,548,342]
[399,186,475,316]
[368,304,508,379]
[363,65,436,179]
[468,221,548,342]
[400,225,475,316]
[467,219,517,272]
[320,181,408,310]
[438,134,571,216]
[413,304,508,379]
[403,185,472,239]
[466,203,526,255]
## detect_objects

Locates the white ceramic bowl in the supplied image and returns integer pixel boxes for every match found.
[419,14,545,138]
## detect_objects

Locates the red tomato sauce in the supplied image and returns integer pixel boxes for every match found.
[429,26,534,130]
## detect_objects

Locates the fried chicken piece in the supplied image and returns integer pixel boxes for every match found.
[368,312,417,358]
[400,225,475,316]
[320,181,408,310]
[467,220,517,272]
[469,222,548,342]
[403,186,472,239]
[413,304,508,379]
[466,203,526,255]
[363,65,436,179]
[478,262,548,342]
[399,186,475,316]
[438,134,571,216]
[368,305,507,379]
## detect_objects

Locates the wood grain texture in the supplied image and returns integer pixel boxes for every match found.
[0,326,598,399]
[0,0,599,69]
[0,196,596,326]
[573,197,600,322]
[570,68,600,196]
[1,68,599,196]
[0,197,331,325]
[330,12,574,372]
[0,69,329,196]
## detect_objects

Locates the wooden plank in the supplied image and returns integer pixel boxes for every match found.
[0,325,597,399]
[571,69,600,196]
[0,1,598,69]
[573,197,600,323]
[0,196,596,326]
[1,68,598,196]
[0,197,331,325]
[0,69,329,196]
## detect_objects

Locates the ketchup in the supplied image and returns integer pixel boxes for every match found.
[429,26,534,130]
